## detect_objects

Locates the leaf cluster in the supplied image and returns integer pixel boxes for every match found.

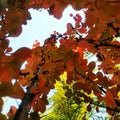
[0,0,120,120]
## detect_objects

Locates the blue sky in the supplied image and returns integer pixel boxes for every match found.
[9,6,84,51]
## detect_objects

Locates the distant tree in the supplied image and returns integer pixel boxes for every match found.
[0,0,120,120]
[41,72,110,120]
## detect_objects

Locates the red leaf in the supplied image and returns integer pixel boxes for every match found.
[38,79,46,89]
[5,47,12,53]
[60,38,66,45]
[33,98,46,113]
[9,25,22,37]
[0,66,13,83]
[78,40,93,52]
[103,90,117,107]
[78,27,87,34]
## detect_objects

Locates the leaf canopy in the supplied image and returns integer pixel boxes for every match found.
[0,0,120,120]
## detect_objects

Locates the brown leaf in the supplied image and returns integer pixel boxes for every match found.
[48,1,67,19]
[33,98,46,113]
[13,47,32,61]
[88,61,96,70]
[87,104,92,112]
[9,82,24,99]
[0,82,24,99]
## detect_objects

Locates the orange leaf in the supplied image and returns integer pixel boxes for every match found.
[103,90,117,107]
[37,79,46,89]
[0,47,31,82]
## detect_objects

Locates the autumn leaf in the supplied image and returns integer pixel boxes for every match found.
[0,39,9,55]
[87,104,92,112]
[5,47,12,53]
[0,47,32,82]
[33,98,46,113]
[10,82,24,99]
[0,82,24,99]
[48,1,67,19]
[31,79,46,94]
[88,61,96,70]
[78,27,87,34]
[103,90,117,107]
[0,0,120,119]
[8,25,22,37]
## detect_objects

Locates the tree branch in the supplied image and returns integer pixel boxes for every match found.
[75,69,106,94]
[90,101,120,113]
[14,75,38,120]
